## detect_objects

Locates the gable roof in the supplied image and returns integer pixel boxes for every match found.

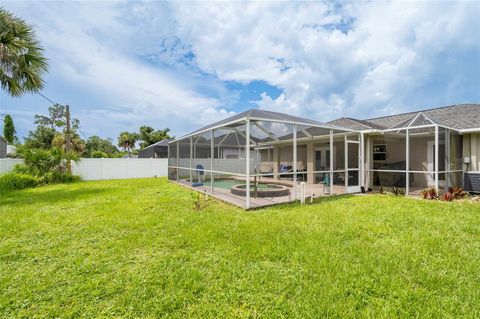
[0,136,7,144]
[329,104,480,131]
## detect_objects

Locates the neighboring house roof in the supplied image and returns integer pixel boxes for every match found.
[329,104,480,131]
[0,136,7,143]
[141,139,173,151]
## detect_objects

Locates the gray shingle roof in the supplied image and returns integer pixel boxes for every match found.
[328,117,385,130]
[329,104,480,131]
[141,139,173,151]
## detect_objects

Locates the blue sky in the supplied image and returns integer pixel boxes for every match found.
[1,1,479,141]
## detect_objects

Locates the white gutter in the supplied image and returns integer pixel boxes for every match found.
[460,128,480,134]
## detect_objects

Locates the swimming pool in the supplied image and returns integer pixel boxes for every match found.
[201,179,287,190]
[199,178,291,198]
[201,179,243,189]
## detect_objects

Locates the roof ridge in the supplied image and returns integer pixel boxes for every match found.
[364,103,479,121]
[342,117,376,128]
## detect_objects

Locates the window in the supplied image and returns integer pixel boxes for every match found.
[373,144,386,161]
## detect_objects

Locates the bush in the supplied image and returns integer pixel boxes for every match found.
[0,172,39,193]
[40,172,81,184]
[420,187,438,200]
[392,186,405,196]
[442,192,455,202]
[441,187,467,202]
[91,150,109,158]
[13,164,31,174]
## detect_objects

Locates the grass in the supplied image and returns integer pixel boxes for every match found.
[1,178,480,318]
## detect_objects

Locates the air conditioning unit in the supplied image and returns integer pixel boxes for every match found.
[464,172,480,193]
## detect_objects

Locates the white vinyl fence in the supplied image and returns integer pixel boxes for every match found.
[177,159,246,174]
[0,158,168,181]
[0,159,24,174]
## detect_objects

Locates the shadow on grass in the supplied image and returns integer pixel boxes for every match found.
[250,194,356,211]
[0,186,113,207]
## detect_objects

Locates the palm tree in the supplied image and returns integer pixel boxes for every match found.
[117,132,138,157]
[52,132,86,155]
[0,9,48,97]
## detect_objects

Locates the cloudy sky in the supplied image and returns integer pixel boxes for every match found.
[1,1,479,140]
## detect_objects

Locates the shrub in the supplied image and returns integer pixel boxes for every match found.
[190,191,209,210]
[91,150,109,158]
[392,186,405,196]
[0,172,39,193]
[40,171,81,184]
[441,187,467,202]
[420,187,438,200]
[449,187,466,199]
[442,192,454,202]
[13,164,31,174]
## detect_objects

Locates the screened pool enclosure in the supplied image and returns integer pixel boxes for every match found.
[365,112,464,195]
[168,110,359,209]
[168,110,464,209]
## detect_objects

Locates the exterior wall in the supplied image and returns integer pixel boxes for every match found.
[371,136,405,168]
[268,137,353,185]
[408,136,431,188]
[0,138,6,158]
[306,142,314,183]
[464,133,480,171]
[367,134,432,189]
[409,136,430,171]
[277,145,307,169]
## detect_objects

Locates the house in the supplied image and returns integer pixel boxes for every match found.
[328,104,480,193]
[168,104,480,209]
[6,144,17,156]
[138,139,172,158]
[0,136,7,158]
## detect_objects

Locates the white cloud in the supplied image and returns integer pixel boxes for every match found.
[2,1,479,140]
[171,1,480,121]
[2,1,230,139]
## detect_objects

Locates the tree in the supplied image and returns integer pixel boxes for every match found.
[3,114,16,143]
[24,126,56,149]
[90,150,109,158]
[138,126,171,149]
[117,131,138,156]
[85,135,118,157]
[52,132,86,155]
[15,145,79,179]
[0,9,48,97]
[34,104,79,130]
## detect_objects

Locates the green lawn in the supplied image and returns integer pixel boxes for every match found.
[1,178,479,318]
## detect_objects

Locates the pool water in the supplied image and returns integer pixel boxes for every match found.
[202,179,242,189]
[235,184,283,190]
